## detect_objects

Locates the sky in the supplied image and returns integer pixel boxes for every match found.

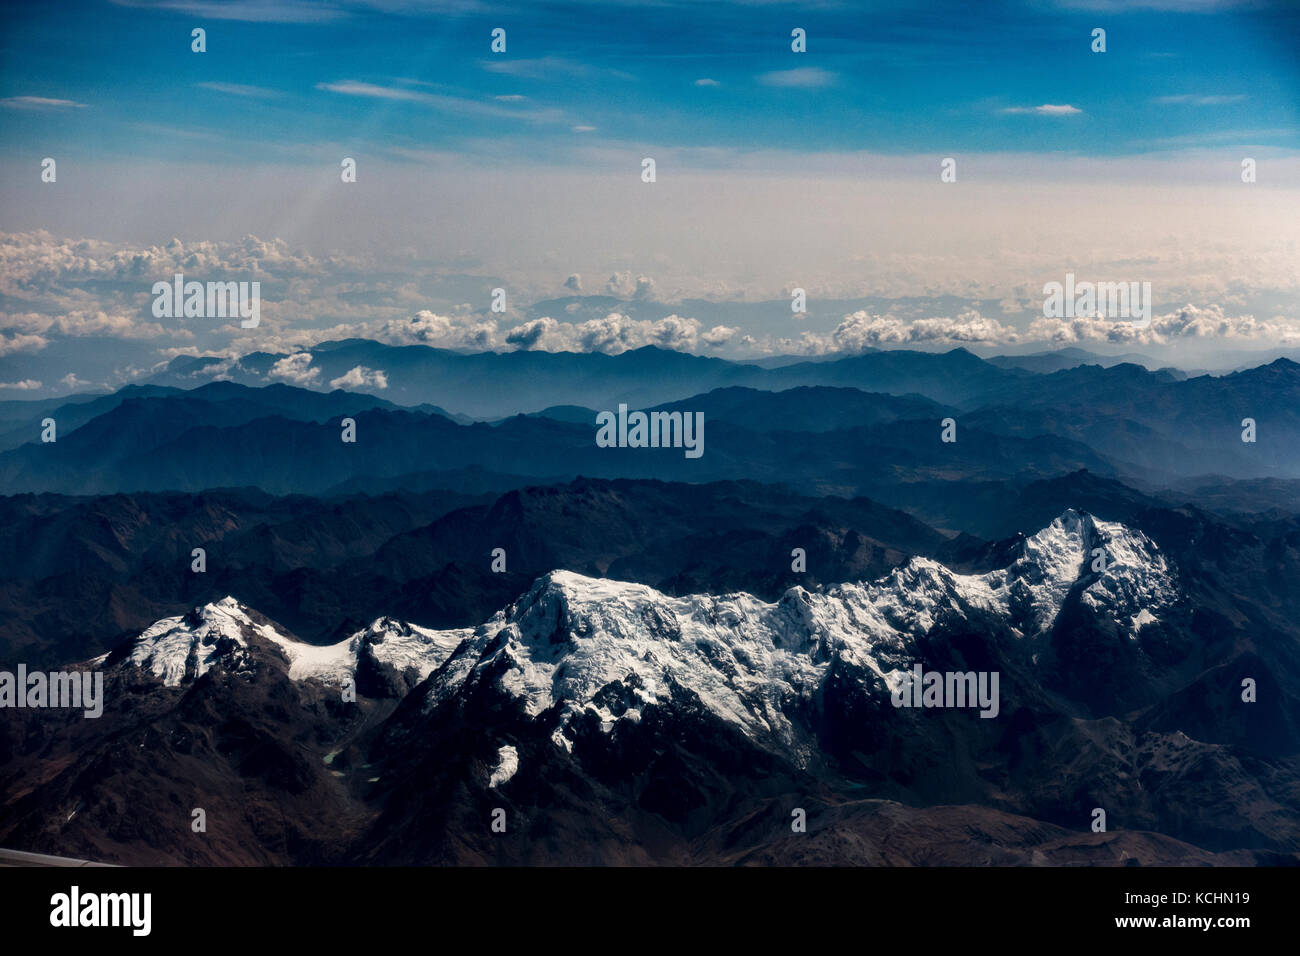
[1,0,1299,396]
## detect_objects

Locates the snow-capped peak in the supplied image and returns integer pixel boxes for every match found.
[120,512,1175,760]
[982,508,1175,635]
[124,597,468,689]
[419,510,1176,755]
[127,596,270,686]
[446,569,817,744]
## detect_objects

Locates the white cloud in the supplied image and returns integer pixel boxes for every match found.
[195,82,280,99]
[645,314,700,350]
[701,325,739,347]
[317,80,436,104]
[0,379,42,390]
[481,57,632,81]
[0,332,49,355]
[1152,94,1247,105]
[373,308,723,356]
[502,317,555,350]
[1053,0,1258,11]
[6,227,1298,373]
[316,81,562,123]
[111,0,344,23]
[506,312,710,354]
[0,96,87,110]
[695,78,720,87]
[181,357,242,382]
[769,304,1300,356]
[804,310,1018,353]
[329,365,389,390]
[268,351,320,385]
[758,68,836,89]
[375,310,499,351]
[0,230,408,359]
[59,372,95,391]
[606,271,655,299]
[1024,303,1300,347]
[1002,104,1083,115]
[5,310,183,340]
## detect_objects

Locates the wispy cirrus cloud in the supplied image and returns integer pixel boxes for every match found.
[316,80,563,122]
[481,57,633,81]
[758,68,837,89]
[1002,104,1083,115]
[195,82,282,99]
[0,96,87,110]
[110,0,346,23]
[1050,0,1262,9]
[1152,93,1248,105]
[317,80,447,104]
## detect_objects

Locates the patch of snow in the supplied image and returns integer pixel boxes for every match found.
[488,745,519,787]
[1131,608,1158,633]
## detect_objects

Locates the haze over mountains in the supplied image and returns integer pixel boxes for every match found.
[150,339,1187,413]
[151,339,1023,412]
[4,346,1299,503]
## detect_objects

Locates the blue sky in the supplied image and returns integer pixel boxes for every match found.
[0,0,1298,395]
[2,0,1298,162]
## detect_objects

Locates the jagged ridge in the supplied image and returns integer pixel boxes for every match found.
[116,511,1174,756]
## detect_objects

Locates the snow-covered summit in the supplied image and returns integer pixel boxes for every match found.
[126,596,268,686]
[120,511,1175,756]
[419,510,1175,752]
[123,598,468,689]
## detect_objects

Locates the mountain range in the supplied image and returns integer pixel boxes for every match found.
[4,509,1297,865]
[3,341,1299,867]
[3,348,1299,515]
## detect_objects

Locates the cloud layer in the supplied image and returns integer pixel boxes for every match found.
[2,229,1298,397]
